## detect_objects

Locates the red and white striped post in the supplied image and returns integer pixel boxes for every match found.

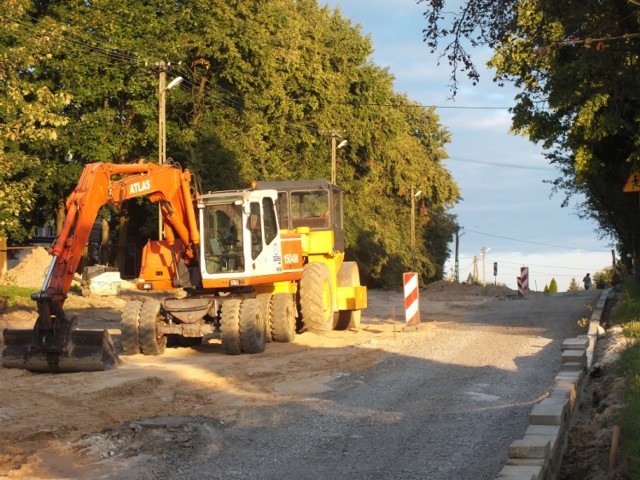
[517,266,529,296]
[404,272,420,325]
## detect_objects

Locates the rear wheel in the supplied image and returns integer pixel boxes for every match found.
[220,299,242,355]
[120,300,142,354]
[138,299,167,355]
[239,299,266,354]
[299,262,334,333]
[270,293,296,342]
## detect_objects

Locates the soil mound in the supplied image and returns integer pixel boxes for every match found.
[2,247,52,289]
[424,279,516,297]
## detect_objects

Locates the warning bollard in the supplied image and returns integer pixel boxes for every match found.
[404,272,420,326]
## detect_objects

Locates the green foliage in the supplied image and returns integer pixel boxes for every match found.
[421,0,640,278]
[567,278,579,292]
[548,278,558,293]
[543,284,549,293]
[614,279,640,475]
[613,279,640,326]
[594,264,626,289]
[618,343,640,477]
[2,0,460,286]
[0,0,71,241]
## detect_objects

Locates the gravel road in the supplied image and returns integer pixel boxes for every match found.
[168,288,600,480]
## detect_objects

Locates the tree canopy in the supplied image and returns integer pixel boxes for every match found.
[420,0,640,275]
[0,0,460,286]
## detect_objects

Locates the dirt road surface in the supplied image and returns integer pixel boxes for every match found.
[0,282,600,480]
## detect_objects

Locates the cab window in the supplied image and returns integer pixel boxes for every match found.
[263,197,278,245]
[249,202,263,259]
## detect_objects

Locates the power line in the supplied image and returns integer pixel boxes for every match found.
[446,156,556,172]
[332,101,513,110]
[462,228,609,252]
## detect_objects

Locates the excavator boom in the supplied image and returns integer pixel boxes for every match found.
[2,161,200,373]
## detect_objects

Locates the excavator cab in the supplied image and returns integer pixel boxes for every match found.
[135,188,301,292]
[256,179,345,252]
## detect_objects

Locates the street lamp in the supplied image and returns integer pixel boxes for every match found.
[158,64,183,238]
[410,187,422,272]
[331,132,348,184]
[158,65,183,165]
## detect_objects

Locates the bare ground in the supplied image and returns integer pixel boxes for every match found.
[0,250,630,479]
[559,292,632,480]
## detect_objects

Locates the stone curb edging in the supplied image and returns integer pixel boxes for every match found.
[495,288,610,480]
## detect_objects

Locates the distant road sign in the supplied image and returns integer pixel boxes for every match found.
[623,173,640,192]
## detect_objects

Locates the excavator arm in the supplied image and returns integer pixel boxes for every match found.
[2,161,200,373]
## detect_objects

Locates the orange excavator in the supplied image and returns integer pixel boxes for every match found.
[2,161,367,373]
[2,161,200,372]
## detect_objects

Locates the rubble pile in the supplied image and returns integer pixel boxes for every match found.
[2,247,52,289]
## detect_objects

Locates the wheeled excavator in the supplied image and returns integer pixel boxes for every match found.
[2,162,366,373]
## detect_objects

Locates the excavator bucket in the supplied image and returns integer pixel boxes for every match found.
[2,308,121,373]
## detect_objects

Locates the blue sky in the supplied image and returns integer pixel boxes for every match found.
[323,0,615,291]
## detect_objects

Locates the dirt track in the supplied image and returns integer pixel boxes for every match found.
[0,282,602,479]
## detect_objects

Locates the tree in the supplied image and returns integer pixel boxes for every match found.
[568,278,579,292]
[420,1,640,277]
[2,0,460,286]
[549,278,558,293]
[0,0,70,242]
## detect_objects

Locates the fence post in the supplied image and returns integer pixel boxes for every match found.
[0,237,6,278]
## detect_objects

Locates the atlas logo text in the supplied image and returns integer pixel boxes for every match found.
[129,180,151,195]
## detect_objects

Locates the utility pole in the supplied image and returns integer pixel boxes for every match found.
[454,226,464,282]
[480,246,491,286]
[410,187,423,272]
[158,63,167,240]
[158,62,167,166]
[329,130,347,184]
[472,255,478,283]
[157,62,183,238]
[331,130,337,184]
[411,186,416,271]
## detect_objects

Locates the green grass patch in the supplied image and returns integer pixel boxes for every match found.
[618,343,640,476]
[0,284,37,309]
[613,279,640,327]
[614,278,640,474]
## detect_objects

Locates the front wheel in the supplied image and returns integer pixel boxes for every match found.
[120,300,142,354]
[138,299,167,355]
[298,262,334,333]
[220,299,242,355]
[239,299,266,354]
[270,293,296,342]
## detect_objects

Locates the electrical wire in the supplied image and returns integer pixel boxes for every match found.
[461,228,610,252]
[446,156,556,172]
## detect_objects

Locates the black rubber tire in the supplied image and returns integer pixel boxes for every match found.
[255,293,273,342]
[120,300,142,354]
[239,298,266,354]
[220,298,242,355]
[270,293,296,342]
[138,299,167,355]
[298,262,334,333]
